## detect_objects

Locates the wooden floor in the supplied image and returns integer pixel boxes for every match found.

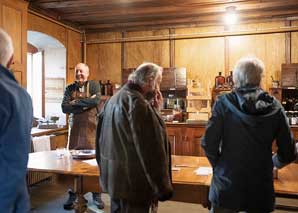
[29,178,298,213]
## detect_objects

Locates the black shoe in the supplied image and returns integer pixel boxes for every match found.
[63,189,77,210]
[92,192,105,209]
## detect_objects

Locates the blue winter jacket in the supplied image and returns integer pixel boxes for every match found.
[0,64,33,212]
[202,88,297,212]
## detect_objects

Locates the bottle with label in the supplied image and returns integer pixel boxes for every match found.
[226,71,234,88]
[105,80,113,96]
[215,72,225,88]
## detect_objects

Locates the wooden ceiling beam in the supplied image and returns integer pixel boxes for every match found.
[59,0,298,21]
[82,9,298,32]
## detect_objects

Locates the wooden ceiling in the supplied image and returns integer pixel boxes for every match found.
[27,0,298,32]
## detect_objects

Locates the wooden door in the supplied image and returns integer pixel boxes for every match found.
[166,126,181,155]
[0,0,28,87]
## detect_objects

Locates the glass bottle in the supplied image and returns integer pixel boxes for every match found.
[226,71,234,88]
[167,94,175,109]
[105,80,113,96]
[101,80,106,95]
[215,72,225,89]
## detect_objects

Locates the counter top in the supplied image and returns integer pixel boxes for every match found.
[31,127,68,137]
[165,122,298,129]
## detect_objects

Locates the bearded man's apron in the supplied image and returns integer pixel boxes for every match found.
[68,83,98,150]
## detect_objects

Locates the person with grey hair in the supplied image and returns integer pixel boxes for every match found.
[96,62,173,213]
[61,62,105,210]
[0,28,33,212]
[202,57,297,213]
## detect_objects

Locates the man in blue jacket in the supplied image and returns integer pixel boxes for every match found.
[202,57,297,213]
[0,28,33,212]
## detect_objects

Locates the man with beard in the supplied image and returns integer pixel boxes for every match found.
[96,62,173,213]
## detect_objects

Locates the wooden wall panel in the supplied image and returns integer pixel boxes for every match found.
[86,31,121,41]
[228,33,285,91]
[175,37,225,92]
[124,30,170,68]
[87,42,121,84]
[0,0,27,87]
[28,13,67,46]
[291,20,298,63]
[86,32,121,83]
[85,21,290,92]
[227,21,285,31]
[175,26,224,34]
[86,44,99,80]
[67,29,81,84]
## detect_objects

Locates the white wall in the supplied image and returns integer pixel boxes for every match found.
[44,47,66,125]
[44,47,66,78]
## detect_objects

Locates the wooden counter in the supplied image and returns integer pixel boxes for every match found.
[31,127,68,137]
[166,122,298,157]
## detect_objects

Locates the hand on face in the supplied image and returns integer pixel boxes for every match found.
[152,89,163,109]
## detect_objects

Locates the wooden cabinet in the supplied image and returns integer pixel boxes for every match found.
[166,124,206,156]
[281,64,298,87]
[122,67,186,90]
[161,67,186,91]
[0,0,28,87]
[292,127,298,140]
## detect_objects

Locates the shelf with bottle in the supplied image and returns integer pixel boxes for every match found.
[98,80,114,96]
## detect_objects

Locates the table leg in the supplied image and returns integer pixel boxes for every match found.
[74,176,87,213]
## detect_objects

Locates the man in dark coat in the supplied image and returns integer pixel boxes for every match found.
[202,57,297,213]
[61,63,104,210]
[0,28,33,212]
[96,62,173,213]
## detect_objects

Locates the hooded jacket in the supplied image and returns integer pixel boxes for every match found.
[201,88,296,212]
[96,83,173,203]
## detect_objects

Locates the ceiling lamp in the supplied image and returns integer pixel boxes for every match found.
[224,6,237,25]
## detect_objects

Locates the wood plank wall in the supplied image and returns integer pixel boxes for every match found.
[86,20,297,91]
[28,13,82,85]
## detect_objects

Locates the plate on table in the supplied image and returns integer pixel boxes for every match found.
[70,149,96,159]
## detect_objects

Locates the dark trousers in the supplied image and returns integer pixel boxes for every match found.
[111,198,151,213]
[210,205,271,213]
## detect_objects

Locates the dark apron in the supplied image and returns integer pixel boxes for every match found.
[69,83,98,150]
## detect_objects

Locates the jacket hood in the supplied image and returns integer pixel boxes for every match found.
[221,88,282,126]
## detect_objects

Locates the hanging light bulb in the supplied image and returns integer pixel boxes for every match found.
[224,6,237,25]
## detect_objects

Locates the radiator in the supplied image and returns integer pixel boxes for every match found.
[27,135,54,186]
[27,171,52,186]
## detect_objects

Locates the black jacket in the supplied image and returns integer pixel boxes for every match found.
[201,88,296,212]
